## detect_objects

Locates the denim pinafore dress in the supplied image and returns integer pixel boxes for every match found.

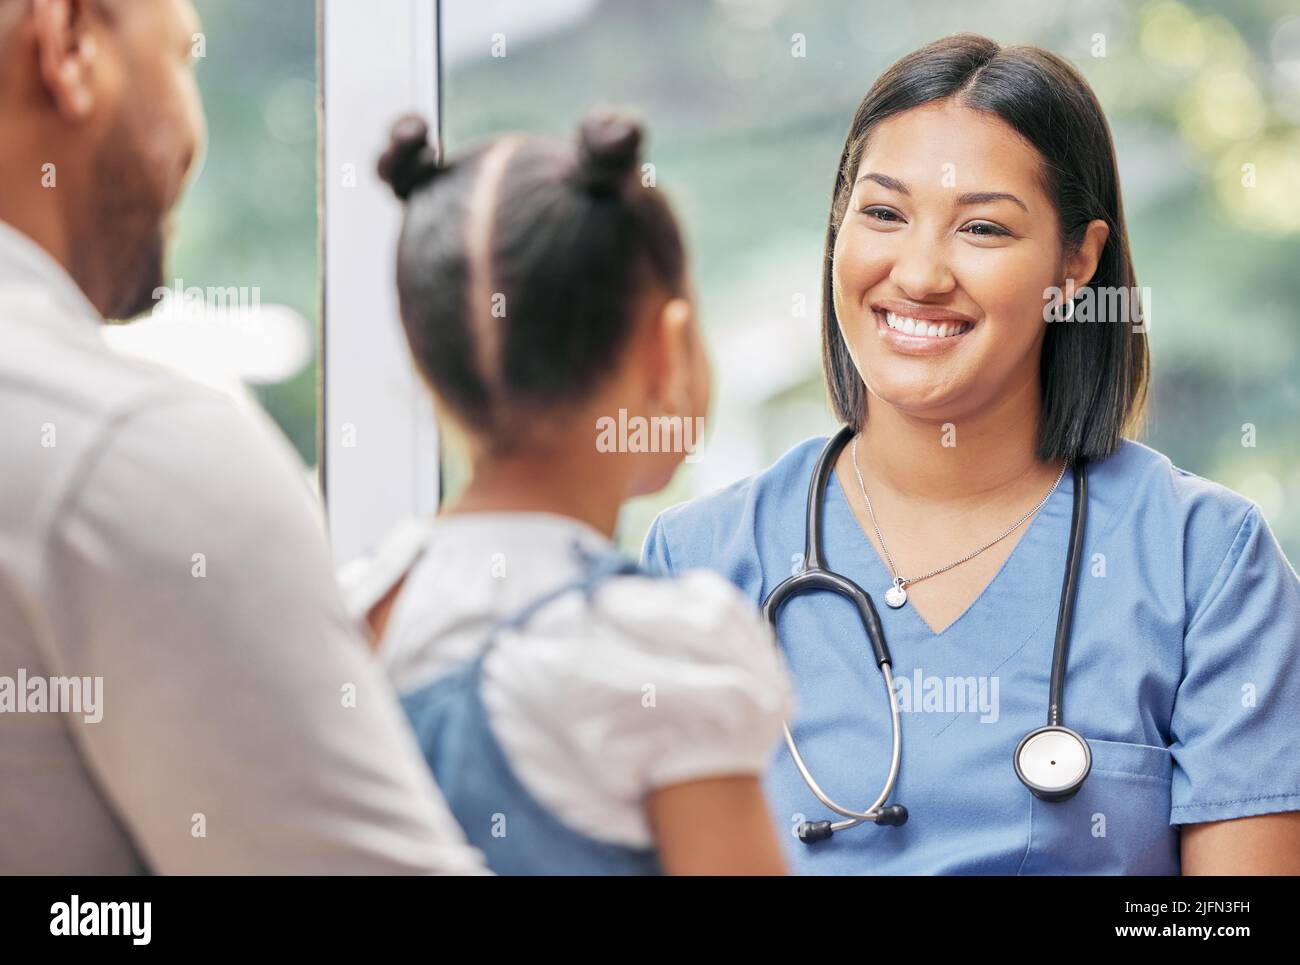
[399,546,664,876]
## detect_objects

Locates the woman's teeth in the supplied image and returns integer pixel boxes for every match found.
[882,311,972,338]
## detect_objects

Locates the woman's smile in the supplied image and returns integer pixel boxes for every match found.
[872,305,977,356]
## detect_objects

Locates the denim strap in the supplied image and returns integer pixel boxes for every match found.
[469,540,657,673]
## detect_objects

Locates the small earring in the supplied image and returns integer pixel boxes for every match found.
[1058,296,1076,323]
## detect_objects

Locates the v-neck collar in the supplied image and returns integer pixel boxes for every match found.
[825,462,1074,639]
[820,463,1076,739]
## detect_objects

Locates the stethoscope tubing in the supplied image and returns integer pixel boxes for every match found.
[1048,448,1088,727]
[781,660,902,829]
[762,425,904,831]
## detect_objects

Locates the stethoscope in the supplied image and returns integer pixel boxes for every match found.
[762,425,1091,844]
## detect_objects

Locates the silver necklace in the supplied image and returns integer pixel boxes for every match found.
[851,434,1068,609]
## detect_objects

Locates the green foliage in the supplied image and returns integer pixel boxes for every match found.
[179,0,1300,558]
[179,0,319,463]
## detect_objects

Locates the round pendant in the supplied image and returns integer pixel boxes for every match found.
[884,582,907,609]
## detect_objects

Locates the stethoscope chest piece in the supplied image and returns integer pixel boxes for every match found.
[1014,725,1092,802]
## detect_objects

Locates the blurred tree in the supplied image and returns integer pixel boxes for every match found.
[445,0,1300,557]
[169,0,1299,560]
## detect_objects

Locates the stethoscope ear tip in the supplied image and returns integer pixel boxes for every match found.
[797,804,909,844]
[876,804,908,826]
[797,820,835,844]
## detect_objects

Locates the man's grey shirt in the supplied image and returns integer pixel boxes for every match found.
[0,221,484,873]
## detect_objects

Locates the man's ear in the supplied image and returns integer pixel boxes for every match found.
[31,0,103,121]
[1065,218,1110,290]
[645,296,693,413]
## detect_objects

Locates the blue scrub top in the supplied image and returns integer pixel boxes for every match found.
[642,436,1300,875]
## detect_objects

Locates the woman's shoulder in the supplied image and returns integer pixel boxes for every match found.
[644,434,828,573]
[1092,437,1260,539]
[1090,438,1284,613]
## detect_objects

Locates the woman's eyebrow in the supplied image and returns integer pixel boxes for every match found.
[956,190,1029,212]
[855,172,1029,212]
[856,172,910,194]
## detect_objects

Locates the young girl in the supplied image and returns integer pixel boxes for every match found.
[339,111,792,875]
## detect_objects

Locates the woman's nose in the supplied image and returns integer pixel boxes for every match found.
[888,231,956,301]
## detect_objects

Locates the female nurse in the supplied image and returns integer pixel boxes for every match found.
[643,33,1300,875]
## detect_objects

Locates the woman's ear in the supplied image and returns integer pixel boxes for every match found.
[1065,218,1110,290]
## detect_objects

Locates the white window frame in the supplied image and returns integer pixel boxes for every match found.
[318,0,442,564]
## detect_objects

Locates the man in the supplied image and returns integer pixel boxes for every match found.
[0,0,485,873]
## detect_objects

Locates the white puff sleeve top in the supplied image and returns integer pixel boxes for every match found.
[339,511,794,848]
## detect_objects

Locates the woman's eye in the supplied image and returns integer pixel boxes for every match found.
[862,206,902,224]
[962,221,1011,238]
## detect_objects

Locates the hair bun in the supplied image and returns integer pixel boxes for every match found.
[575,109,643,195]
[378,114,441,201]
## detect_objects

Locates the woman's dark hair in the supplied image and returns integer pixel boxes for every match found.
[822,33,1149,463]
[378,109,687,449]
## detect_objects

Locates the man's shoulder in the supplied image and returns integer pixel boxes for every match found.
[0,292,310,558]
[0,287,228,436]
